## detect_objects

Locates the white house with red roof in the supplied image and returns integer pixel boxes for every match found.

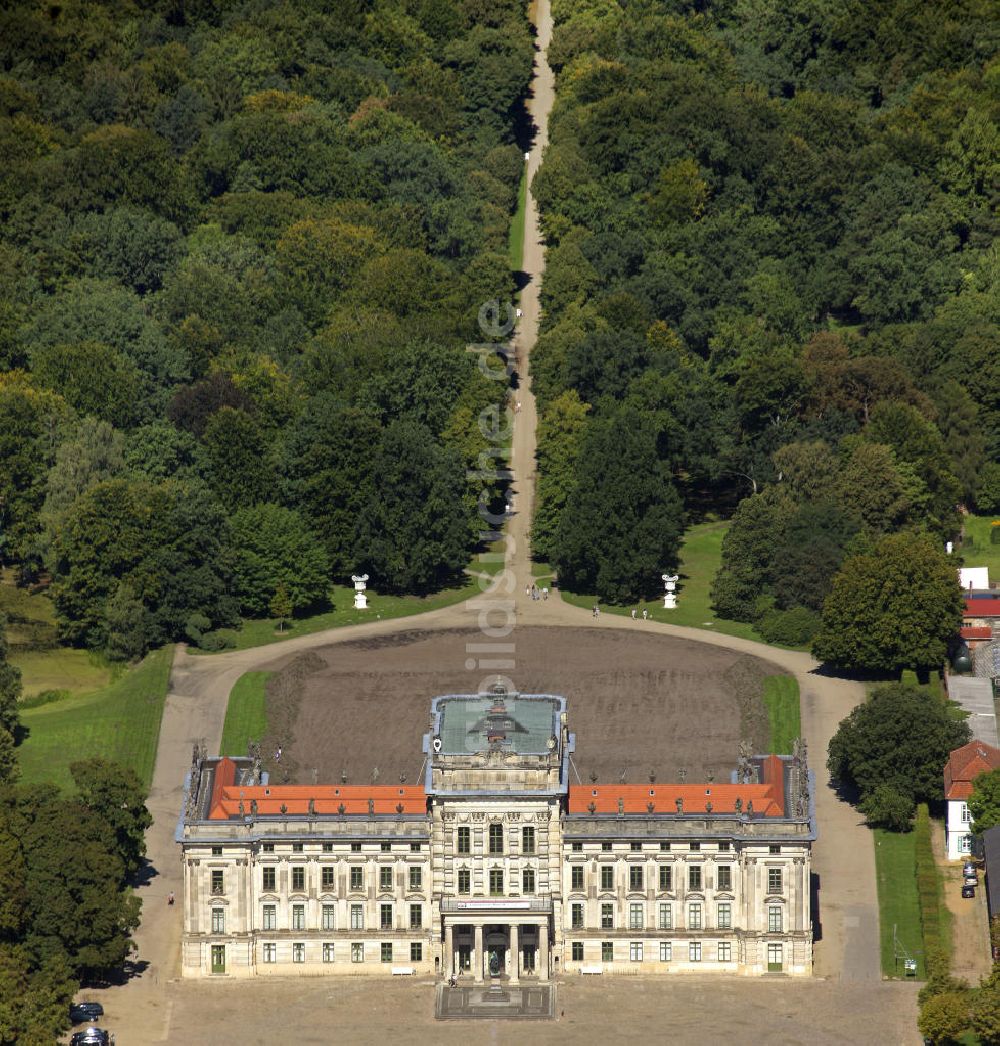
[944,740,1000,859]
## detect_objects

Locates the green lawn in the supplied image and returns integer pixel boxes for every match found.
[202,579,479,654]
[509,163,528,271]
[961,514,1000,577]
[763,675,801,754]
[17,646,174,792]
[10,648,118,698]
[220,671,271,756]
[557,521,761,642]
[874,827,925,978]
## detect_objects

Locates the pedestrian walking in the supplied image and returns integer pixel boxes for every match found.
[542,587,548,600]
[631,608,637,620]
[525,584,530,597]
[595,605,601,618]
[592,605,598,618]
[642,608,648,621]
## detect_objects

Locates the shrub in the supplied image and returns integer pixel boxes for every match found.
[918,991,971,1044]
[859,784,914,831]
[758,606,821,645]
[198,628,237,651]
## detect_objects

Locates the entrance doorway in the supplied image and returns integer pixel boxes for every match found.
[522,946,536,973]
[211,945,226,974]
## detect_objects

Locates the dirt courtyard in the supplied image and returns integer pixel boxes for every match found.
[265,626,784,787]
[158,974,920,1045]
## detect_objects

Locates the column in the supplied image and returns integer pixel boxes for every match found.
[474,923,484,983]
[538,920,549,982]
[445,922,454,979]
[509,923,519,983]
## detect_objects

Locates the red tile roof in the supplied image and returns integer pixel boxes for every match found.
[961,625,993,641]
[944,741,1000,801]
[964,599,1000,618]
[207,760,426,819]
[568,770,786,818]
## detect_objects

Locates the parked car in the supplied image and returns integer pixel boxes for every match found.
[963,861,978,875]
[962,883,976,899]
[69,1003,104,1024]
[70,1030,110,1046]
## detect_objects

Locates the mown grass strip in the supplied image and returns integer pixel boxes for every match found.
[220,671,271,756]
[509,162,529,271]
[874,827,924,978]
[763,675,801,754]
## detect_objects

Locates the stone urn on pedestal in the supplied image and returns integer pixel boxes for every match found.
[661,574,679,610]
[352,574,369,610]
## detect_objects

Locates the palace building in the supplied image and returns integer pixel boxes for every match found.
[177,685,815,979]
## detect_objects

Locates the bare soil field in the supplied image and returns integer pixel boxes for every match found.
[263,626,783,787]
[162,973,920,1045]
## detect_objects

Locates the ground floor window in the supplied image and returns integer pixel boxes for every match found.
[718,941,731,962]
[263,943,276,964]
[292,943,305,963]
[211,945,226,974]
[381,942,393,963]
[961,835,973,853]
[659,941,672,962]
[323,943,335,963]
[572,941,584,961]
[767,943,783,971]
[630,941,643,962]
[602,942,613,962]
[352,943,364,963]
[411,942,422,962]
[689,941,702,962]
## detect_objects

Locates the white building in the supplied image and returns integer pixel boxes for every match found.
[944,740,1000,860]
[177,685,815,979]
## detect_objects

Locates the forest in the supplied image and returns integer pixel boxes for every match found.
[0,0,532,660]
[533,0,1000,653]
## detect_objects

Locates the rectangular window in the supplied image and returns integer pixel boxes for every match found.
[489,868,504,896]
[380,903,393,930]
[292,843,303,853]
[602,941,614,962]
[212,845,222,856]
[630,941,643,962]
[718,941,732,962]
[291,867,305,892]
[322,866,335,890]
[962,804,971,824]
[688,902,702,930]
[458,869,471,894]
[211,870,224,895]
[522,867,535,894]
[768,868,783,894]
[381,842,391,853]
[601,903,614,929]
[292,903,305,930]
[411,942,423,962]
[350,867,363,890]
[351,943,364,963]
[262,904,276,931]
[522,826,535,854]
[659,865,672,891]
[719,842,730,852]
[629,903,644,929]
[489,823,504,854]
[350,904,364,930]
[717,903,732,930]
[689,941,702,962]
[262,842,274,853]
[688,865,702,891]
[629,866,643,891]
[323,942,335,963]
[322,904,336,931]
[262,867,275,892]
[409,903,422,929]
[571,902,584,929]
[631,842,643,851]
[323,843,333,853]
[410,842,421,852]
[571,866,584,890]
[769,845,781,854]
[292,943,304,963]
[572,941,584,961]
[658,903,672,930]
[457,827,471,854]
[572,841,583,852]
[211,908,224,934]
[381,943,393,964]
[690,842,701,852]
[263,943,276,964]
[379,867,393,891]
[717,866,732,891]
[409,867,422,891]
[602,842,612,852]
[660,941,672,962]
[601,866,614,891]
[351,842,361,853]
[768,905,783,933]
